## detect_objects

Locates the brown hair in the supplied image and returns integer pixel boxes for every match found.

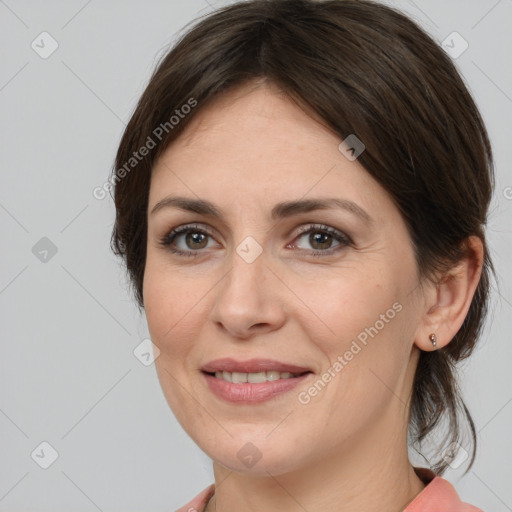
[110,0,495,475]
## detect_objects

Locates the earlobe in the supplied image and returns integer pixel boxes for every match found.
[415,236,484,352]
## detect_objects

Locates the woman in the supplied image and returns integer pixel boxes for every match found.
[109,0,494,510]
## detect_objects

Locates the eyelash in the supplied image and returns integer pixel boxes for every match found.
[158,223,352,258]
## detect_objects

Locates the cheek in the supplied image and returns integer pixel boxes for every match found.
[143,250,198,339]
[142,256,199,389]
[143,259,207,428]
[292,264,414,414]
[296,263,403,352]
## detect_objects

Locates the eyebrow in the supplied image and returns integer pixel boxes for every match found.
[150,196,372,223]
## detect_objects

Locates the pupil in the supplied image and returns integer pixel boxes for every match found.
[187,232,207,249]
[311,232,331,250]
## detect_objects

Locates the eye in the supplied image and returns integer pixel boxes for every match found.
[159,223,352,258]
[159,223,217,257]
[290,224,351,257]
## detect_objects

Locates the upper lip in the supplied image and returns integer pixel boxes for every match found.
[201,358,312,374]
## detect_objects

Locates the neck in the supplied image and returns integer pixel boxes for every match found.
[205,420,426,511]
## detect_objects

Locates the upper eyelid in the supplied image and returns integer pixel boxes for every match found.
[165,222,350,245]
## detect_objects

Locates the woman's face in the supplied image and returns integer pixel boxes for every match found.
[144,82,428,475]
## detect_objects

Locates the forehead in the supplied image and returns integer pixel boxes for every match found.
[170,81,333,152]
[149,83,388,223]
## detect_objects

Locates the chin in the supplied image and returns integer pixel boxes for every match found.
[196,431,309,476]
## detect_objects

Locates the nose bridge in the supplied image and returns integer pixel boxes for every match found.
[221,236,268,303]
[209,235,284,337]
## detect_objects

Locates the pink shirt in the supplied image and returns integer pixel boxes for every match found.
[176,467,483,512]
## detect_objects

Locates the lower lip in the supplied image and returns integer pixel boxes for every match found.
[202,372,311,404]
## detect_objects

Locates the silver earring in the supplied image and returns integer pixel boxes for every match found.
[429,333,437,349]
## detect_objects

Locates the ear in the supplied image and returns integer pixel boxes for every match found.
[414,236,484,351]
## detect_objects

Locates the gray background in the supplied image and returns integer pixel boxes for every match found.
[0,0,511,510]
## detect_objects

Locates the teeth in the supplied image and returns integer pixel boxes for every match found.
[248,372,266,383]
[213,370,301,383]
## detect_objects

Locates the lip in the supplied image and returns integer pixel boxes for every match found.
[201,358,312,374]
[202,371,312,404]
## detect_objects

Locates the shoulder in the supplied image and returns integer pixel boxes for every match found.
[406,469,484,512]
[175,474,485,512]
[175,484,215,512]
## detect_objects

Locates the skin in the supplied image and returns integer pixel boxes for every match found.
[143,80,483,512]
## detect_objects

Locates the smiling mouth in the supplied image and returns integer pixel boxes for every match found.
[203,370,311,383]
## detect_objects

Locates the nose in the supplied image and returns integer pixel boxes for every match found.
[208,247,286,340]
